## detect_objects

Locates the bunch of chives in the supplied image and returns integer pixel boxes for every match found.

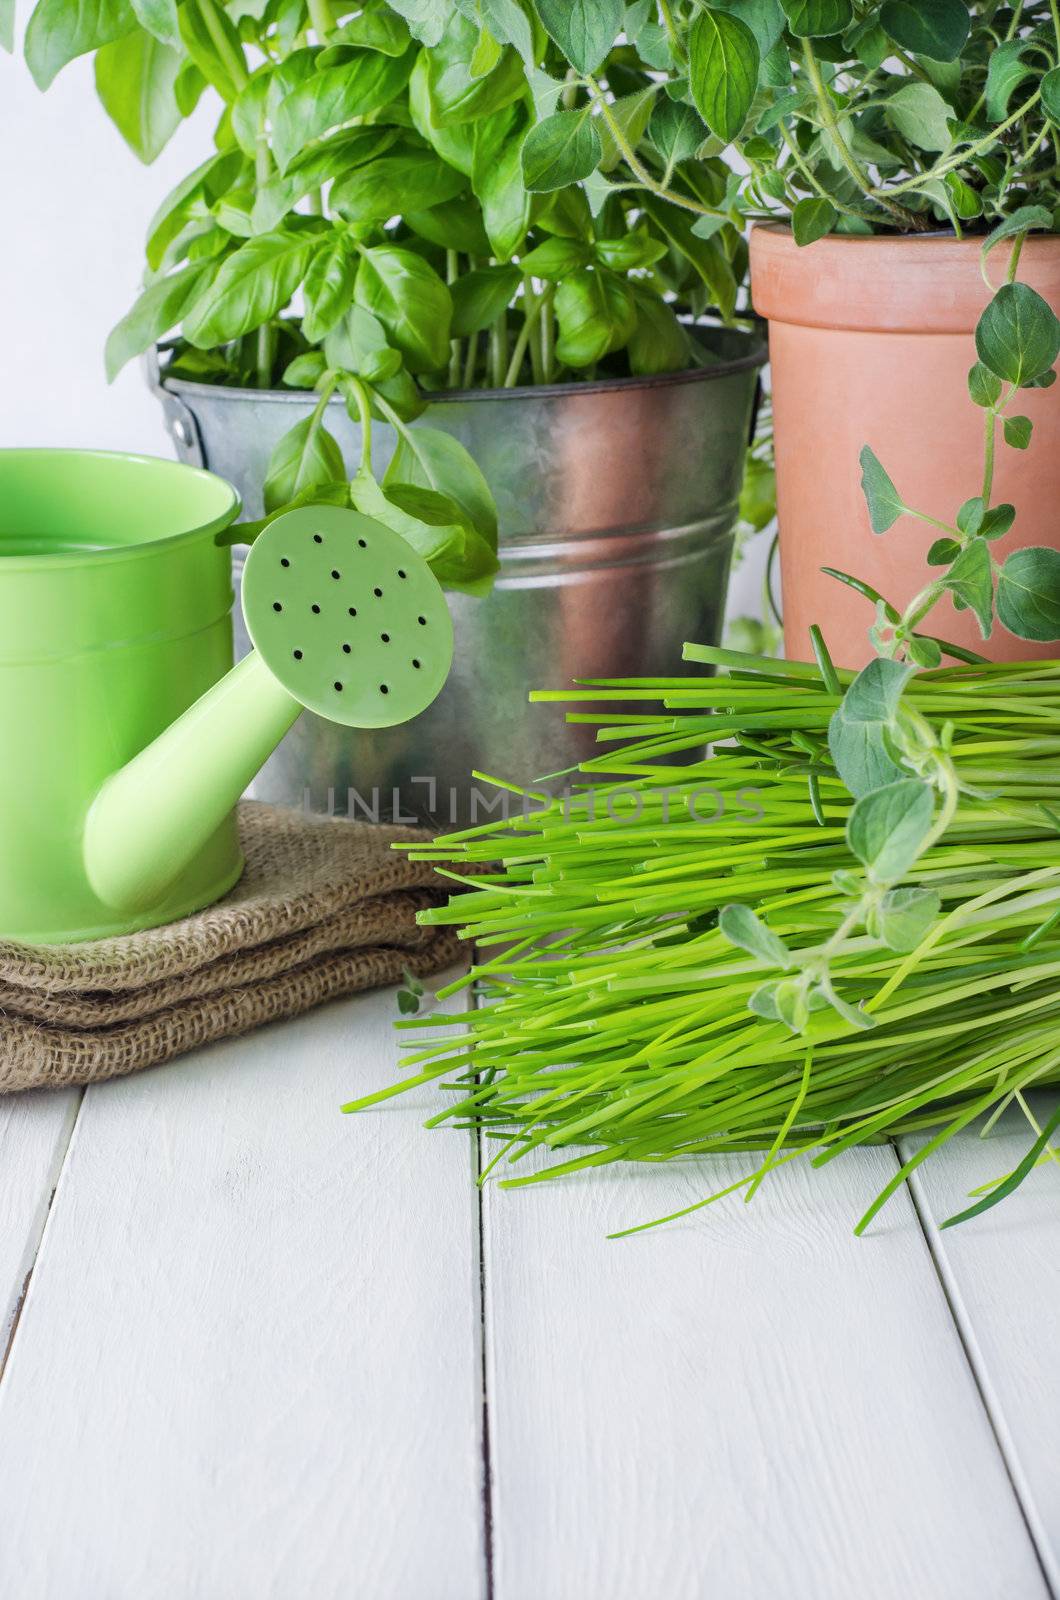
[344,647,1060,1233]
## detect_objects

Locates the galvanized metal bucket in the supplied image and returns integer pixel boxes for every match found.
[149,327,765,825]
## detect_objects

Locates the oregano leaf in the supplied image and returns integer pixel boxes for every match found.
[858,445,904,533]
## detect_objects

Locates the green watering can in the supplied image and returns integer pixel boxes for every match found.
[0,450,454,943]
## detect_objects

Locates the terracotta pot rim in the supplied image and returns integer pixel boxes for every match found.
[749,221,1060,334]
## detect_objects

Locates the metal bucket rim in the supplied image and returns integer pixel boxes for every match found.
[155,326,767,408]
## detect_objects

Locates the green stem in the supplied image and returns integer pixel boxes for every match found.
[582,75,727,223]
[1052,0,1060,50]
[195,0,248,96]
[539,284,556,383]
[344,374,374,476]
[306,0,333,40]
[658,0,686,62]
[778,124,877,224]
[504,286,544,388]
[446,249,462,389]
[462,331,480,389]
[982,407,998,506]
[254,136,274,388]
[305,375,338,460]
[877,91,1043,199]
[801,39,925,230]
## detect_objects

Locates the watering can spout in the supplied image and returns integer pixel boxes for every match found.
[84,654,301,913]
[83,506,454,917]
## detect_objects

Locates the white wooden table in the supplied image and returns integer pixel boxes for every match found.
[1,975,1057,1600]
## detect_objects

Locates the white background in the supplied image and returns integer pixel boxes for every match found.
[1,52,213,453]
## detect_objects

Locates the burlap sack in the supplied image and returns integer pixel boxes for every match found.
[0,802,462,1093]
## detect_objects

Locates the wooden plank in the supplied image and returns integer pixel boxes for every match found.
[899,1090,1060,1594]
[0,1089,80,1370]
[482,1142,1049,1600]
[0,986,485,1600]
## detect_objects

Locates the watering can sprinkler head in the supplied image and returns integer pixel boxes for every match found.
[83,506,454,916]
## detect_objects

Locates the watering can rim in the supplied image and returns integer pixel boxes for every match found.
[0,447,241,571]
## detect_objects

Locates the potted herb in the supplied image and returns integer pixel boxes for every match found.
[637,0,1060,666]
[13,0,765,822]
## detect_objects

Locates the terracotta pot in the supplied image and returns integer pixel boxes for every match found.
[750,224,1060,667]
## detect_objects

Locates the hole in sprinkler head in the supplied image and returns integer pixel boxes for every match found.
[348,606,357,617]
[280,558,290,568]
[331,569,340,580]
[342,643,351,654]
[381,632,390,643]
[373,587,383,598]
[311,604,321,614]
[357,538,367,549]
[313,534,323,544]
[334,681,343,692]
[273,602,282,612]
[417,615,427,626]
[398,569,407,580]
[380,684,389,695]
[293,649,303,660]
[412,658,421,669]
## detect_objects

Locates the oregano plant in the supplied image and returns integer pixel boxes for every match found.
[720,224,1060,1033]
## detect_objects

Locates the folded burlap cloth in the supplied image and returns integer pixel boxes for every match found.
[0,802,463,1094]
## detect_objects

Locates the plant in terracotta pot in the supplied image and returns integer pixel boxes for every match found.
[10,0,768,821]
[609,0,1060,665]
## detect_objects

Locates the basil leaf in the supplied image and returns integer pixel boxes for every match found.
[105,258,216,380]
[354,246,453,375]
[975,282,1060,386]
[780,0,851,37]
[337,7,411,54]
[996,547,1060,641]
[26,0,135,88]
[350,472,464,569]
[519,236,593,279]
[325,306,403,383]
[331,146,466,223]
[184,226,317,346]
[263,415,347,514]
[719,903,793,968]
[406,197,492,255]
[847,779,934,884]
[791,195,837,245]
[94,27,182,162]
[627,288,693,375]
[450,265,521,336]
[688,9,759,143]
[641,194,737,320]
[877,886,940,953]
[859,445,904,533]
[879,0,968,64]
[455,0,535,69]
[423,13,527,126]
[944,538,994,639]
[472,109,532,259]
[302,235,358,343]
[383,425,498,547]
[521,108,602,191]
[253,127,401,232]
[273,49,415,172]
[534,0,622,75]
[177,0,246,102]
[145,149,243,271]
[554,268,636,366]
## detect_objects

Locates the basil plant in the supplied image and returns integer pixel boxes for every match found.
[9,0,768,587]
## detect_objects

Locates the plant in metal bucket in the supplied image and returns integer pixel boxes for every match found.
[344,231,1060,1234]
